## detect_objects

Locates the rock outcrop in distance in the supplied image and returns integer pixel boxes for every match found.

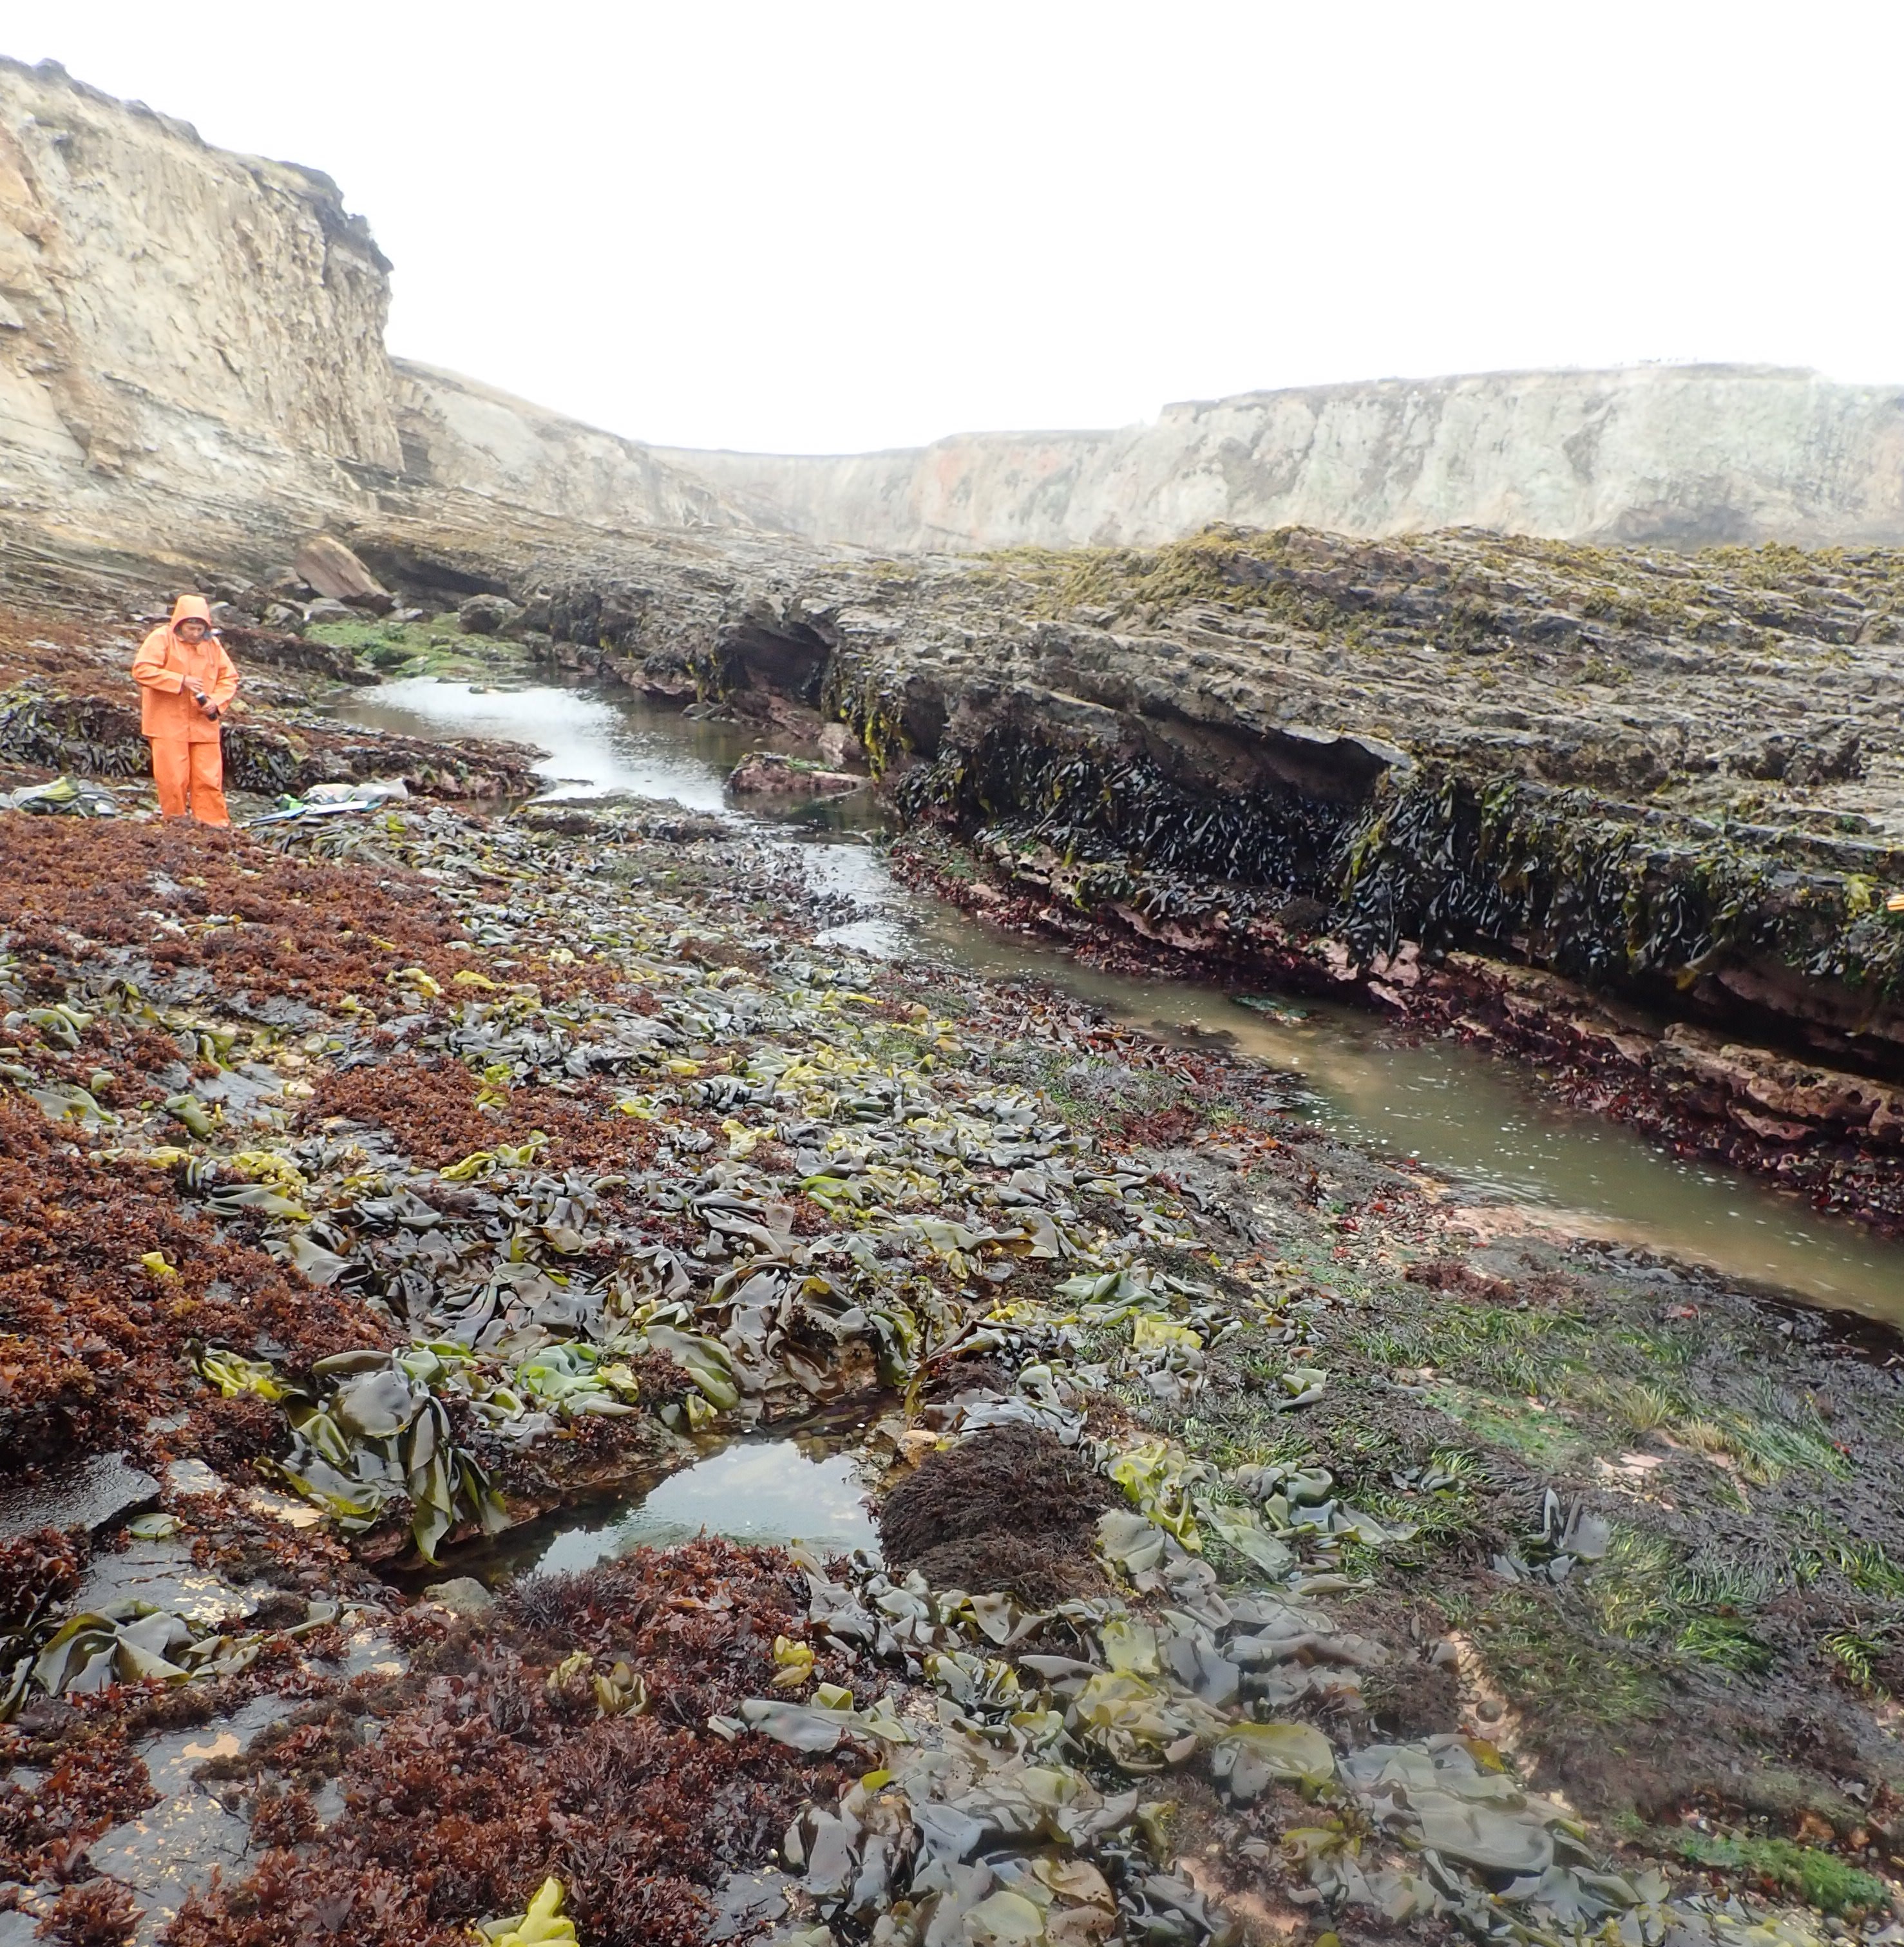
[656,363,1904,553]
[6,55,1904,564]
[388,360,734,532]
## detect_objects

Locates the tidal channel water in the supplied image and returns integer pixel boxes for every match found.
[336,675,1904,1328]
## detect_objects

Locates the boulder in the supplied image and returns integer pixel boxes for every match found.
[421,1576,495,1617]
[817,721,866,770]
[294,535,394,613]
[458,593,522,636]
[303,598,354,626]
[728,751,862,796]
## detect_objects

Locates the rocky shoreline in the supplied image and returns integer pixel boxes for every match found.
[5,48,1904,1942]
[18,514,1904,1231]
[1,689,1903,1942]
[1,532,1903,1944]
[886,825,1904,1236]
[477,519,1904,1231]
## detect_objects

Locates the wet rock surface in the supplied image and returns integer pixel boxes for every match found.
[293,537,392,613]
[3,561,1904,1946]
[0,1457,158,1542]
[728,751,864,796]
[84,1692,288,1945]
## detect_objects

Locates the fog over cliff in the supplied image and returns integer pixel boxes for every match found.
[3,55,1902,566]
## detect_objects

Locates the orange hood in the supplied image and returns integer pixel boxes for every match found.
[170,593,213,629]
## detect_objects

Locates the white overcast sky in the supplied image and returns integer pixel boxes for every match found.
[5,1,1899,454]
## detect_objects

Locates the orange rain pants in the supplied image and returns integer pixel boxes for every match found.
[148,736,230,825]
[131,593,239,827]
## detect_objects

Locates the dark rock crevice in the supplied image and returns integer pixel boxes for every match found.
[708,604,838,707]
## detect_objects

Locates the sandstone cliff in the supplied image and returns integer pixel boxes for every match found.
[0,59,734,568]
[0,57,401,555]
[6,55,1904,571]
[656,365,1904,553]
[390,361,734,532]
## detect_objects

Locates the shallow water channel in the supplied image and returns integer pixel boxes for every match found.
[336,675,1904,1332]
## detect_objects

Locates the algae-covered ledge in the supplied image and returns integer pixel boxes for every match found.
[503,519,1904,1228]
[3,774,1903,1947]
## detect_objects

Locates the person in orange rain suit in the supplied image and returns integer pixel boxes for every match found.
[131,594,240,825]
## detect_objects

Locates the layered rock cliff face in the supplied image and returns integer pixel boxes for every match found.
[390,360,732,532]
[0,57,399,555]
[0,59,732,566]
[8,55,1904,571]
[658,365,1904,553]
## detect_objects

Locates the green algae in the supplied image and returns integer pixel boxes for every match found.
[1666,1833,1890,1917]
[306,613,519,680]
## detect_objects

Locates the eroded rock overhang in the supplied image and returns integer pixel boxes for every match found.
[481,524,1904,1153]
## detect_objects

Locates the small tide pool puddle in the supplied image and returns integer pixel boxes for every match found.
[481,1439,880,1584]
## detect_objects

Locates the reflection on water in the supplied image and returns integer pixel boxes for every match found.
[803,838,914,958]
[335,676,1904,1324]
[911,934,1904,1318]
[484,1440,879,1584]
[331,676,755,810]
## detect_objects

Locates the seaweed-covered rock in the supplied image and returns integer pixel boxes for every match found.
[459,593,524,637]
[880,1425,1110,1604]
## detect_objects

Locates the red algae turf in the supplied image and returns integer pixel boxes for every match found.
[300,1055,660,1175]
[0,1095,394,1474]
[169,1540,853,1947]
[5,820,467,1006]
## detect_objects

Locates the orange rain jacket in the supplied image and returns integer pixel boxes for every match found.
[132,595,239,742]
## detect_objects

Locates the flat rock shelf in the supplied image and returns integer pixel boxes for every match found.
[6,532,1904,1947]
